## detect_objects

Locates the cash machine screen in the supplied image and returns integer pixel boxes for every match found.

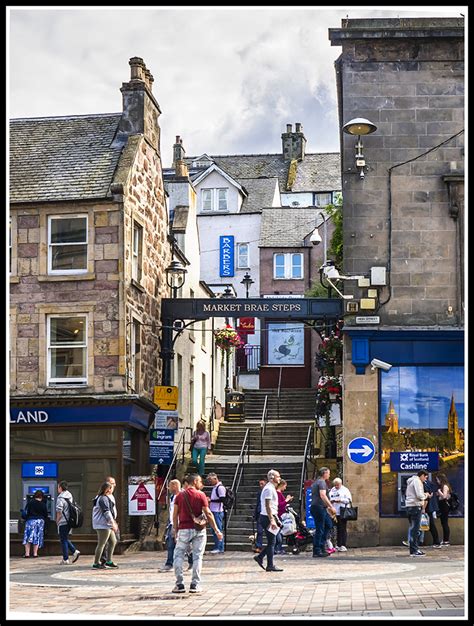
[28,486,50,495]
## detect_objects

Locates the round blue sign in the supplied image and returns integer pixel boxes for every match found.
[347,437,376,464]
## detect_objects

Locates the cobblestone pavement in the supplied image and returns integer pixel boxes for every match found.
[9,546,465,619]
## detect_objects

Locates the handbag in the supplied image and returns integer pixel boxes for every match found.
[183,491,207,532]
[340,501,358,521]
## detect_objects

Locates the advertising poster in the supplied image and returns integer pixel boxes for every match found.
[128,476,156,516]
[267,323,304,365]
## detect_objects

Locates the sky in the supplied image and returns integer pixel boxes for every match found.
[8,6,466,167]
[380,366,465,429]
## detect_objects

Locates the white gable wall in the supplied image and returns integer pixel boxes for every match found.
[194,170,243,213]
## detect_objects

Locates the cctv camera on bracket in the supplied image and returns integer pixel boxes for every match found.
[370,358,392,372]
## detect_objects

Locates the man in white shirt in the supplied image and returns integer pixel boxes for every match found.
[253,469,283,572]
[207,473,226,554]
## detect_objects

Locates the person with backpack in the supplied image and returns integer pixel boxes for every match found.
[92,481,119,569]
[56,480,80,565]
[206,472,229,554]
[435,472,453,546]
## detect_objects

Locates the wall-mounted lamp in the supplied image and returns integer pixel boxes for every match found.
[342,117,377,180]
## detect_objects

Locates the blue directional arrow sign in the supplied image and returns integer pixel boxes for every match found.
[347,437,375,464]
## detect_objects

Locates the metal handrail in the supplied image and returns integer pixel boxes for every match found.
[224,428,250,550]
[260,395,268,454]
[155,426,192,505]
[277,366,283,420]
[298,424,315,520]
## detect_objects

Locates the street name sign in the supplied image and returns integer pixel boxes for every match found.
[347,437,376,464]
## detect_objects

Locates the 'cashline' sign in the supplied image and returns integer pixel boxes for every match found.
[390,451,439,472]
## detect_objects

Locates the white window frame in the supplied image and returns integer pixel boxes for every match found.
[47,314,88,385]
[237,243,250,269]
[201,188,229,212]
[130,319,141,392]
[132,221,143,283]
[273,253,304,280]
[48,214,88,275]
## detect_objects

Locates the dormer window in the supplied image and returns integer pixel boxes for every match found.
[201,188,228,212]
[315,192,333,207]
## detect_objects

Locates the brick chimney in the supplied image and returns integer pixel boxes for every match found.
[281,122,307,161]
[116,57,162,152]
[172,135,189,178]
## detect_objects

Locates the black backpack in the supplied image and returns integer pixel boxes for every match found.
[218,485,235,511]
[66,498,84,529]
[448,491,460,512]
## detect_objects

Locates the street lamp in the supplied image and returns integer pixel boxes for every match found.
[240,272,254,299]
[165,260,187,299]
[342,117,377,180]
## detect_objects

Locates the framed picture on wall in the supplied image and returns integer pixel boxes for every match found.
[267,323,304,366]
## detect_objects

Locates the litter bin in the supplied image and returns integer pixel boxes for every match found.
[225,391,245,422]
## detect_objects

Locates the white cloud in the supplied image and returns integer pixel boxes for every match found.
[8,6,466,165]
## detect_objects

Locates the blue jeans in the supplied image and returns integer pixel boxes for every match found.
[406,506,422,554]
[275,530,284,553]
[192,447,207,476]
[311,505,333,555]
[211,511,225,552]
[255,515,264,549]
[58,524,76,561]
[174,528,206,587]
[258,514,276,569]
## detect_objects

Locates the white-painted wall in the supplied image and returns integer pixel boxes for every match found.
[195,170,243,214]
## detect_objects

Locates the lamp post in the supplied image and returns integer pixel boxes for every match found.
[161,259,187,387]
[240,272,254,299]
[221,286,235,394]
[342,117,377,180]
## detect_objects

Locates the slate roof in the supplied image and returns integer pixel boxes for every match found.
[259,207,321,247]
[238,177,279,213]
[9,113,123,203]
[185,152,341,194]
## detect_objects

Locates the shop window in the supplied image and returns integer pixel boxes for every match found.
[380,366,464,517]
[48,215,88,274]
[47,315,87,385]
[132,221,143,283]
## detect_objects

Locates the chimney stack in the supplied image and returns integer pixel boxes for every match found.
[115,57,162,152]
[282,122,307,162]
[173,136,189,178]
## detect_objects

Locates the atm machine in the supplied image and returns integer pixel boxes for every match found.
[21,462,58,531]
[397,472,432,512]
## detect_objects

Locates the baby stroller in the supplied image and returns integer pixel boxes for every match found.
[281,505,315,554]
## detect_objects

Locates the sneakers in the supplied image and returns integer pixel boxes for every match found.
[210,549,223,554]
[100,557,107,565]
[266,566,283,572]
[189,583,201,593]
[104,561,119,568]
[402,541,409,547]
[253,555,265,570]
[326,548,337,554]
[92,563,107,569]
[432,544,442,549]
[59,559,70,565]
[313,552,330,558]
[160,564,173,572]
[441,541,450,546]
[410,551,426,557]
[72,550,81,563]
[172,583,186,594]
[337,546,348,552]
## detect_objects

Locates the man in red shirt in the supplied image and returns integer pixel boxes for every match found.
[172,473,223,594]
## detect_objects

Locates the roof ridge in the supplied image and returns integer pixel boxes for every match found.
[186,152,340,158]
[10,112,122,122]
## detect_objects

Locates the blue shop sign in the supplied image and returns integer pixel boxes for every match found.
[219,235,234,277]
[22,462,58,479]
[10,404,151,431]
[149,429,175,465]
[390,451,439,472]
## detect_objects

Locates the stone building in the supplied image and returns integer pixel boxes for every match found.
[329,18,464,545]
[9,57,173,553]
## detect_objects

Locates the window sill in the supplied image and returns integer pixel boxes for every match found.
[38,273,96,282]
[273,277,304,281]
[131,278,145,293]
[10,276,20,284]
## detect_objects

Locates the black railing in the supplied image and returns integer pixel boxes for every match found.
[260,395,269,454]
[299,424,315,520]
[224,428,251,550]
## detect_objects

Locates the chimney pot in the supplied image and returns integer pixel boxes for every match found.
[286,124,292,133]
[129,57,145,81]
[295,122,302,132]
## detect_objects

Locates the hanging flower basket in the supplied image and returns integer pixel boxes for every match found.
[214,326,244,352]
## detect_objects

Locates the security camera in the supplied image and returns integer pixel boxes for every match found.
[370,358,392,372]
[310,230,322,246]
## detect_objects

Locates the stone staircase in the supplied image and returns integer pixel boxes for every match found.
[243,388,317,421]
[213,421,312,455]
